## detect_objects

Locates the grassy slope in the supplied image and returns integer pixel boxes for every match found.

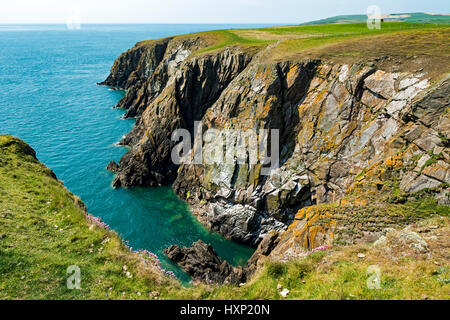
[0,135,181,300]
[168,22,450,81]
[198,234,450,300]
[183,22,448,55]
[1,135,448,300]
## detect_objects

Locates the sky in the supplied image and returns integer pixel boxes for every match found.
[0,0,448,24]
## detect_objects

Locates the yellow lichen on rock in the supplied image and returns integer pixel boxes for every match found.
[385,152,404,168]
[285,206,337,250]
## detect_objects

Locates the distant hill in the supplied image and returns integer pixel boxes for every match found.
[304,12,450,25]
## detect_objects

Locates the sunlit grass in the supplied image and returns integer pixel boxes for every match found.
[0,135,179,300]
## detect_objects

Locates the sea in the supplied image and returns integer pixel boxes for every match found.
[0,24,273,282]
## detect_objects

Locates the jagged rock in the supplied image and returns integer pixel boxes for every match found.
[104,41,253,190]
[399,77,420,90]
[164,232,280,284]
[373,235,387,247]
[397,229,428,252]
[364,70,396,99]
[106,161,120,173]
[374,227,429,253]
[164,240,245,284]
[400,172,442,193]
[435,189,450,205]
[245,232,280,276]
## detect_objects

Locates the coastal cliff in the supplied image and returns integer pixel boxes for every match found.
[2,22,449,299]
[102,27,449,251]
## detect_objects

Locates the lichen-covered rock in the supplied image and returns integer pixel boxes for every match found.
[102,36,449,246]
[103,39,254,189]
[373,227,429,253]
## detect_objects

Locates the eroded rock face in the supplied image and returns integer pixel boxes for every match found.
[102,36,449,246]
[103,39,253,189]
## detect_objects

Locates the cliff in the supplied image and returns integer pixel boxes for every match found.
[2,136,449,299]
[102,24,449,252]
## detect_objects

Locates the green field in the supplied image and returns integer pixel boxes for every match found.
[164,22,449,82]
[304,12,450,25]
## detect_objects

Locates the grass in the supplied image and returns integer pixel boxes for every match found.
[137,22,449,59]
[304,12,450,25]
[0,135,449,299]
[186,22,449,56]
[192,30,271,55]
[0,135,179,300]
[148,22,449,80]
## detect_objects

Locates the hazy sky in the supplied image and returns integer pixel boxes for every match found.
[0,0,448,24]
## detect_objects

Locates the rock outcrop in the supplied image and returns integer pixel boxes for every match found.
[106,160,120,173]
[102,35,449,247]
[164,241,246,284]
[164,232,280,284]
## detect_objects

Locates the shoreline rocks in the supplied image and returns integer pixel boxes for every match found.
[164,241,246,284]
[164,232,280,284]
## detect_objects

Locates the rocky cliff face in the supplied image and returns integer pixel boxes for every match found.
[102,36,449,248]
[102,37,254,188]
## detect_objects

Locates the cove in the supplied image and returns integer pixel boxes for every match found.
[0,24,276,282]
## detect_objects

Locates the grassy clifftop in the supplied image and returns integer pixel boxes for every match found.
[138,22,449,81]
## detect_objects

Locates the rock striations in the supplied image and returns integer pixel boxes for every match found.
[101,35,449,277]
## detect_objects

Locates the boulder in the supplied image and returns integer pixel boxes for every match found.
[106,161,120,173]
[164,240,245,284]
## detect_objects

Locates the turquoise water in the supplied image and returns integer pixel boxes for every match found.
[0,24,269,282]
